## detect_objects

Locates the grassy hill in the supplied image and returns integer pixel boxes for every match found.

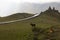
[0,7,60,40]
[0,13,34,22]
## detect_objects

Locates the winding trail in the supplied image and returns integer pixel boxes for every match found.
[0,13,40,24]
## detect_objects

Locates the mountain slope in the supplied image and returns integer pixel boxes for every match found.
[0,7,60,40]
[0,13,34,22]
[40,7,60,19]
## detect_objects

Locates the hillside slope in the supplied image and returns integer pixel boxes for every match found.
[0,13,34,22]
[24,7,60,25]
[0,7,60,40]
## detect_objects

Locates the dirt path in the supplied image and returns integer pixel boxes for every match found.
[0,13,40,24]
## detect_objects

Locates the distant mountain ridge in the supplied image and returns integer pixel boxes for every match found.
[0,13,34,22]
[0,2,60,17]
[41,7,60,18]
[0,6,60,24]
[23,7,60,27]
[0,2,60,22]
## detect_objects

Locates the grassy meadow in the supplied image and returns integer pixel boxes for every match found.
[0,7,60,40]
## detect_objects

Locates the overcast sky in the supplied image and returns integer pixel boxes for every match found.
[21,0,60,3]
[0,0,60,3]
[0,0,60,17]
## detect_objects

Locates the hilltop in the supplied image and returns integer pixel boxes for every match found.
[41,7,60,18]
[0,13,34,22]
[26,7,60,24]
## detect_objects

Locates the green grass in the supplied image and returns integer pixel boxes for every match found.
[0,13,33,22]
[0,11,60,40]
[0,22,33,40]
[0,15,60,40]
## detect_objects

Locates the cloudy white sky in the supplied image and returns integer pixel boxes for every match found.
[1,0,59,3]
[0,0,60,17]
[21,0,60,3]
